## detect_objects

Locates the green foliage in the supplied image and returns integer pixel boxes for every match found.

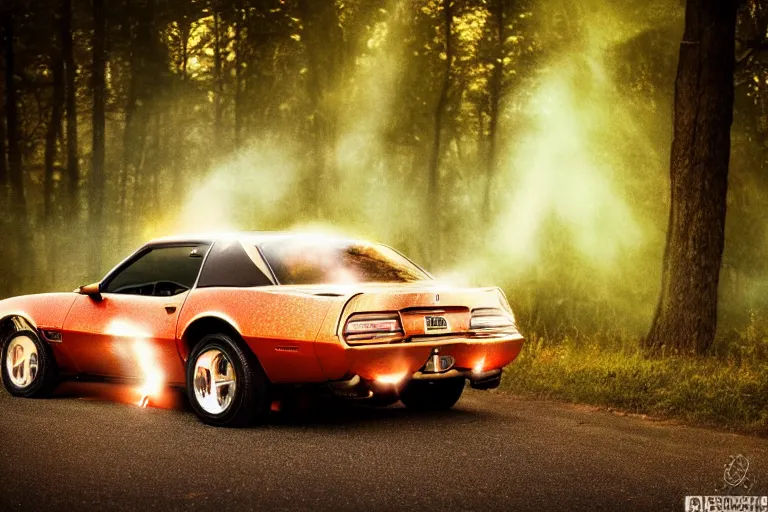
[712,309,768,362]
[504,334,768,433]
[1,0,768,364]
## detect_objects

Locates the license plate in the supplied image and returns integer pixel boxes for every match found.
[424,315,449,333]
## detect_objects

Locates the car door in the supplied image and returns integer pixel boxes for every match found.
[62,243,210,386]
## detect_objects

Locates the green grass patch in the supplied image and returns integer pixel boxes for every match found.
[501,336,768,434]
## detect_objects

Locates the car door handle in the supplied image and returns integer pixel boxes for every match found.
[164,304,177,313]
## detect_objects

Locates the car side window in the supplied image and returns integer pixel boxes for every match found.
[104,245,211,297]
[196,240,273,288]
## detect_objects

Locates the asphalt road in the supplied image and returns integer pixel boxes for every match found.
[0,384,766,512]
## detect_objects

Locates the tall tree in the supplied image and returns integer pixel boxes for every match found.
[0,23,6,190]
[171,10,192,195]
[0,99,6,190]
[44,41,65,222]
[0,107,6,191]
[3,5,32,286]
[645,0,739,354]
[234,0,244,150]
[90,0,107,270]
[298,0,343,216]
[426,0,454,265]
[212,5,223,149]
[62,0,79,218]
[3,6,24,214]
[483,0,504,222]
[117,47,138,243]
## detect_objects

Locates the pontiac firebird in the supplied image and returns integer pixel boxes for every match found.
[0,233,525,426]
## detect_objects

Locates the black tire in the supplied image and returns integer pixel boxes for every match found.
[399,377,465,410]
[186,333,270,427]
[1,330,59,398]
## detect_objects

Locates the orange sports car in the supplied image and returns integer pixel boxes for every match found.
[0,233,525,426]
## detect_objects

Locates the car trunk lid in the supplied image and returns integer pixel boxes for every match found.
[336,283,507,338]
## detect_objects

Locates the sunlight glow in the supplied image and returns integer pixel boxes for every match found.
[375,372,408,385]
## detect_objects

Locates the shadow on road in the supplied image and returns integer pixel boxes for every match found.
[272,396,488,429]
[48,381,493,429]
[53,381,190,410]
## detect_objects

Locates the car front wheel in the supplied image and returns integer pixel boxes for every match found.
[1,330,58,398]
[186,333,270,427]
[399,377,465,410]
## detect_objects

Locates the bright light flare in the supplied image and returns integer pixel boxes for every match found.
[106,320,165,407]
[473,357,485,375]
[105,320,151,339]
[132,339,165,408]
[375,372,407,385]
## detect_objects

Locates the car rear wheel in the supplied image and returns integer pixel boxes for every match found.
[186,333,270,427]
[399,377,465,410]
[1,330,58,398]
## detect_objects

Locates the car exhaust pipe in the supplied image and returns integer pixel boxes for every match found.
[328,375,373,399]
[469,369,502,390]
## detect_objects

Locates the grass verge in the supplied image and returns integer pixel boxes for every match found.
[500,337,768,435]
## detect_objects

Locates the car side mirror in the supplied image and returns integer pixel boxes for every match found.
[78,282,103,301]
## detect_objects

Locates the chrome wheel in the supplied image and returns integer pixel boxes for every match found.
[192,348,237,415]
[5,335,39,389]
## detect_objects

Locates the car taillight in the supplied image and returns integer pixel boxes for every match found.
[344,313,403,344]
[495,288,513,314]
[470,308,516,331]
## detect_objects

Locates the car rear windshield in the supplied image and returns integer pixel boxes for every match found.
[259,239,430,285]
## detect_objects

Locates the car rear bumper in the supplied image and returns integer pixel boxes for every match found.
[336,332,525,384]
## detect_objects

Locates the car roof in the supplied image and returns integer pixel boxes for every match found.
[145,231,365,247]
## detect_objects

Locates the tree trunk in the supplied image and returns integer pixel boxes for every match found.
[62,0,79,219]
[117,57,137,243]
[44,41,65,283]
[131,113,150,216]
[4,8,24,214]
[44,46,65,223]
[150,112,161,216]
[234,0,244,150]
[644,0,738,354]
[4,7,32,289]
[483,0,504,223]
[90,0,106,269]
[297,0,343,217]
[0,20,9,297]
[212,8,223,149]
[0,20,6,191]
[0,102,6,190]
[181,21,189,79]
[426,0,453,266]
[172,18,189,195]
